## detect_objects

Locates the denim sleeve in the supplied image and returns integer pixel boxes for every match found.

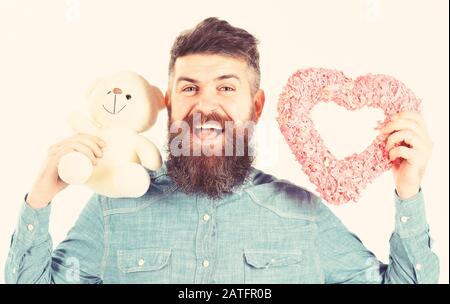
[315,188,440,284]
[4,193,105,284]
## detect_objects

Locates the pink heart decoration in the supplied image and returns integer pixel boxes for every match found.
[277,68,421,205]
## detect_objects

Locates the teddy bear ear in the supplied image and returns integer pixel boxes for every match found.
[150,84,166,111]
[85,77,103,99]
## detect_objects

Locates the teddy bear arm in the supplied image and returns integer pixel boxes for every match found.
[68,112,100,136]
[135,136,162,171]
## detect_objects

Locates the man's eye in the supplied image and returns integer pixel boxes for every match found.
[219,86,234,92]
[182,86,197,92]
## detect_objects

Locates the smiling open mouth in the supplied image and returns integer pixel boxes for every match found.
[193,122,224,141]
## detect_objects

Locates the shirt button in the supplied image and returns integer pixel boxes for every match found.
[415,263,422,271]
[27,224,34,231]
[203,260,209,268]
[203,213,210,222]
[12,268,16,274]
[138,259,145,266]
[400,216,409,223]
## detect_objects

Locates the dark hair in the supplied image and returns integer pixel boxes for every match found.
[168,17,261,96]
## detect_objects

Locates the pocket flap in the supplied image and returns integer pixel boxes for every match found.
[244,250,302,268]
[117,248,171,273]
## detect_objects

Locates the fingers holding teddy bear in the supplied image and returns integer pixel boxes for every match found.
[53,134,106,164]
[26,133,106,209]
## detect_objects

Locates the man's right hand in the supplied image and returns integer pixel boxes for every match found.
[26,134,106,209]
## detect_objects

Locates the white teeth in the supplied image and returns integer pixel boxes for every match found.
[195,122,223,130]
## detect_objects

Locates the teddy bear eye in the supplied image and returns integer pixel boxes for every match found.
[125,94,132,100]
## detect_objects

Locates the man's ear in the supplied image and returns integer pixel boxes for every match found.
[253,89,265,122]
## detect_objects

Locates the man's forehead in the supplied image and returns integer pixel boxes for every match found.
[173,54,248,81]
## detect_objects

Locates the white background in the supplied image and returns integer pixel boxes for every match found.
[0,0,448,283]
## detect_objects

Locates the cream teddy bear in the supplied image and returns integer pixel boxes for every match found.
[57,71,165,198]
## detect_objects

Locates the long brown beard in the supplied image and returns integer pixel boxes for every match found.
[166,111,255,200]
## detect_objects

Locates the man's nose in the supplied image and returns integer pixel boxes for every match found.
[194,91,219,113]
[113,88,122,94]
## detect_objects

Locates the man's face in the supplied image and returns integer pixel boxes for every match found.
[165,54,265,199]
[167,53,263,142]
[168,53,258,118]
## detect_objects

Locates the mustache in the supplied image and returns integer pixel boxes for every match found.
[176,111,231,130]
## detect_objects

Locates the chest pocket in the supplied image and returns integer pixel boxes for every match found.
[243,250,315,284]
[117,248,171,283]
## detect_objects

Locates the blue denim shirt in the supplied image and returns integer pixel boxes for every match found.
[5,162,439,283]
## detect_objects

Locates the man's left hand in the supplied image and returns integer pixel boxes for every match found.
[381,111,433,200]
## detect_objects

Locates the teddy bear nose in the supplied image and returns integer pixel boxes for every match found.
[113,88,122,94]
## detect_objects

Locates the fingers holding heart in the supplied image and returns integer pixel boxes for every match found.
[382,112,433,165]
[383,122,426,164]
[388,145,421,165]
[395,111,428,132]
[382,117,427,141]
[384,123,431,167]
[386,131,431,166]
[385,129,425,152]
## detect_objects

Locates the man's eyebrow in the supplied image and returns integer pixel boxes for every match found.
[175,76,199,85]
[214,74,241,83]
[175,74,241,85]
